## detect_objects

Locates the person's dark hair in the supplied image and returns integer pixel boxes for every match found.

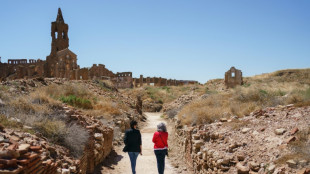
[130,120,138,129]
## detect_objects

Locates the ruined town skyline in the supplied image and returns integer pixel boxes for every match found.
[0,8,198,87]
[1,1,309,83]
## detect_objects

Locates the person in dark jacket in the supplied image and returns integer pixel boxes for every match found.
[152,122,168,174]
[124,120,142,174]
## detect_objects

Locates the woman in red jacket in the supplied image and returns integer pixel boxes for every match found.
[152,122,168,174]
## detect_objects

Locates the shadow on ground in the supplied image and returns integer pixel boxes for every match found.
[94,149,124,174]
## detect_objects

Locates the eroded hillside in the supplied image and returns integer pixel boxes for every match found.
[0,78,143,173]
[164,68,310,174]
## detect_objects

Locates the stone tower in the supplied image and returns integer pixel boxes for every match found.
[46,8,78,79]
[50,8,69,56]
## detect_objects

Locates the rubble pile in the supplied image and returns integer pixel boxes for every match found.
[163,93,198,116]
[172,105,310,174]
[0,128,70,174]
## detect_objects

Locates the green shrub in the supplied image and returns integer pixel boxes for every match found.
[161,86,171,92]
[60,95,93,109]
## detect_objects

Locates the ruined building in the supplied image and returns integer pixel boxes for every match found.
[46,8,78,79]
[224,66,243,88]
[0,8,114,81]
[132,75,198,87]
[0,8,198,88]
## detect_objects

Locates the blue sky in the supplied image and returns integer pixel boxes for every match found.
[0,0,309,83]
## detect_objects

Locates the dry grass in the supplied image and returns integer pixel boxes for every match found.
[275,127,310,165]
[33,119,67,143]
[84,99,125,119]
[178,69,310,125]
[122,84,205,104]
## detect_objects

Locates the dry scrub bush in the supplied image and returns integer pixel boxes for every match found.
[178,94,232,125]
[34,119,67,143]
[96,80,115,91]
[123,85,204,104]
[64,123,89,158]
[84,100,123,119]
[0,114,26,131]
[178,83,310,125]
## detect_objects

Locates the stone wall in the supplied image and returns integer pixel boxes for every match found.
[224,67,243,88]
[0,59,46,80]
[63,106,114,174]
[133,76,198,87]
[78,68,89,80]
[112,72,133,89]
[89,64,115,80]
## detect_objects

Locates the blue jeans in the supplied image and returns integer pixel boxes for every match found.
[128,152,139,174]
[154,149,167,174]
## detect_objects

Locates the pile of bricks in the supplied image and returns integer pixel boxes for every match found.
[0,129,62,174]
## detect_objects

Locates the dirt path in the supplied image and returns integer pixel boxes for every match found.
[96,112,177,174]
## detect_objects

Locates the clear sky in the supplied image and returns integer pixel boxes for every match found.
[0,0,309,83]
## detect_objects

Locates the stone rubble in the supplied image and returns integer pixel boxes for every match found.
[170,105,310,174]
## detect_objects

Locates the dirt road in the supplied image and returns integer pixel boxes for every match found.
[97,112,177,174]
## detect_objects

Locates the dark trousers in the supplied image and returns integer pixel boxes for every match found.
[154,149,167,174]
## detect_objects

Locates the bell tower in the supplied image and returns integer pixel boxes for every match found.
[50,8,69,55]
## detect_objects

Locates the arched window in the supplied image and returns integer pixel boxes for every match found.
[62,32,66,39]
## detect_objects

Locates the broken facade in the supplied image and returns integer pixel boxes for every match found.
[224,66,243,88]
[111,72,133,88]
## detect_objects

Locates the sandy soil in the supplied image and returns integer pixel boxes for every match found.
[96,112,177,174]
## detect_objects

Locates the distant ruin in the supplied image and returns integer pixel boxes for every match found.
[224,66,243,88]
[133,75,198,87]
[0,8,198,88]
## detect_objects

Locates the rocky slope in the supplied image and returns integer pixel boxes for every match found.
[0,78,144,173]
[171,104,310,174]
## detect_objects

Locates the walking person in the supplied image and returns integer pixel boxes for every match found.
[123,120,142,174]
[152,122,168,174]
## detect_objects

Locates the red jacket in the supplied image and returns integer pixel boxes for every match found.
[152,131,168,149]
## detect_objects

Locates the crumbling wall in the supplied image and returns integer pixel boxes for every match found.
[78,68,89,80]
[132,76,198,88]
[112,72,133,88]
[89,64,115,80]
[224,67,243,88]
[0,59,46,80]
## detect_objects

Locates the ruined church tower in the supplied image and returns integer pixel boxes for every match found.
[46,8,78,79]
[50,8,69,55]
